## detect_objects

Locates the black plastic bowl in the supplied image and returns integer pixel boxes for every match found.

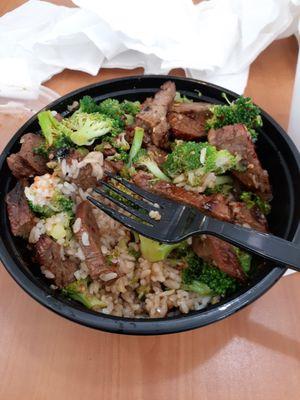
[0,75,300,335]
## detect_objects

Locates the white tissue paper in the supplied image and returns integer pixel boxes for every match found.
[0,0,300,100]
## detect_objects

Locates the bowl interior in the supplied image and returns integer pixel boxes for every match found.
[0,75,299,335]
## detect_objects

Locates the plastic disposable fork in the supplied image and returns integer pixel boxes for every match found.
[87,172,300,271]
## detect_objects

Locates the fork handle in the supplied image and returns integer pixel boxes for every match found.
[203,218,300,271]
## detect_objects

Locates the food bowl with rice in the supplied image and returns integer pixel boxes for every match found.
[0,75,299,335]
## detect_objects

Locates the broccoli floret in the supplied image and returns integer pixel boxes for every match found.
[197,264,238,296]
[234,247,252,274]
[28,194,74,218]
[139,236,183,262]
[174,91,193,104]
[33,143,49,158]
[205,176,233,195]
[64,112,121,146]
[163,141,203,177]
[163,141,238,177]
[78,96,140,128]
[55,194,74,215]
[63,279,106,310]
[96,98,125,131]
[78,96,101,113]
[128,127,144,166]
[206,94,262,141]
[182,281,212,296]
[181,252,238,296]
[201,146,237,174]
[133,148,170,181]
[120,100,141,116]
[37,111,73,150]
[28,201,54,218]
[98,98,140,119]
[240,191,271,215]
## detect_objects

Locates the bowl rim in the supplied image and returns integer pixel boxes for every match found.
[1,74,300,335]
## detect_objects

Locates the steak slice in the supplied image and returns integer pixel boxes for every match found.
[5,182,35,238]
[133,172,232,222]
[168,102,212,140]
[230,201,268,232]
[136,81,176,149]
[208,124,272,200]
[35,235,78,288]
[192,236,246,281]
[7,133,48,179]
[75,201,119,280]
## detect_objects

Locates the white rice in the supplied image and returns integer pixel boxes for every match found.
[149,210,161,220]
[81,232,90,246]
[72,218,82,233]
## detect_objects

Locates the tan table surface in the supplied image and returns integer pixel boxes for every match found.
[1,2,300,399]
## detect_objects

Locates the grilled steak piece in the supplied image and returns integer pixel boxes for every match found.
[103,160,124,174]
[136,81,176,149]
[167,102,212,140]
[208,124,272,200]
[192,236,246,281]
[7,133,48,179]
[133,172,232,221]
[35,235,78,288]
[5,182,35,238]
[75,201,119,280]
[230,201,268,232]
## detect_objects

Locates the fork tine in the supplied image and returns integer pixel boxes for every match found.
[87,196,157,238]
[93,188,155,224]
[98,180,154,212]
[104,171,163,205]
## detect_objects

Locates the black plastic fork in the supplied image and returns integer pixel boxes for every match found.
[87,172,300,271]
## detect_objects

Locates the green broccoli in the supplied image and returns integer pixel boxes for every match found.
[63,279,106,310]
[78,96,101,113]
[120,99,141,116]
[133,149,170,181]
[181,252,238,296]
[64,112,121,146]
[163,141,203,177]
[174,91,193,104]
[206,94,262,141]
[205,176,233,195]
[128,127,144,166]
[139,236,183,262]
[28,193,74,218]
[240,191,271,215]
[28,201,54,218]
[201,145,238,174]
[163,141,238,177]
[37,110,73,150]
[78,96,140,128]
[234,247,252,274]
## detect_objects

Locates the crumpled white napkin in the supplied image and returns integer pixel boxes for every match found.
[0,0,300,99]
